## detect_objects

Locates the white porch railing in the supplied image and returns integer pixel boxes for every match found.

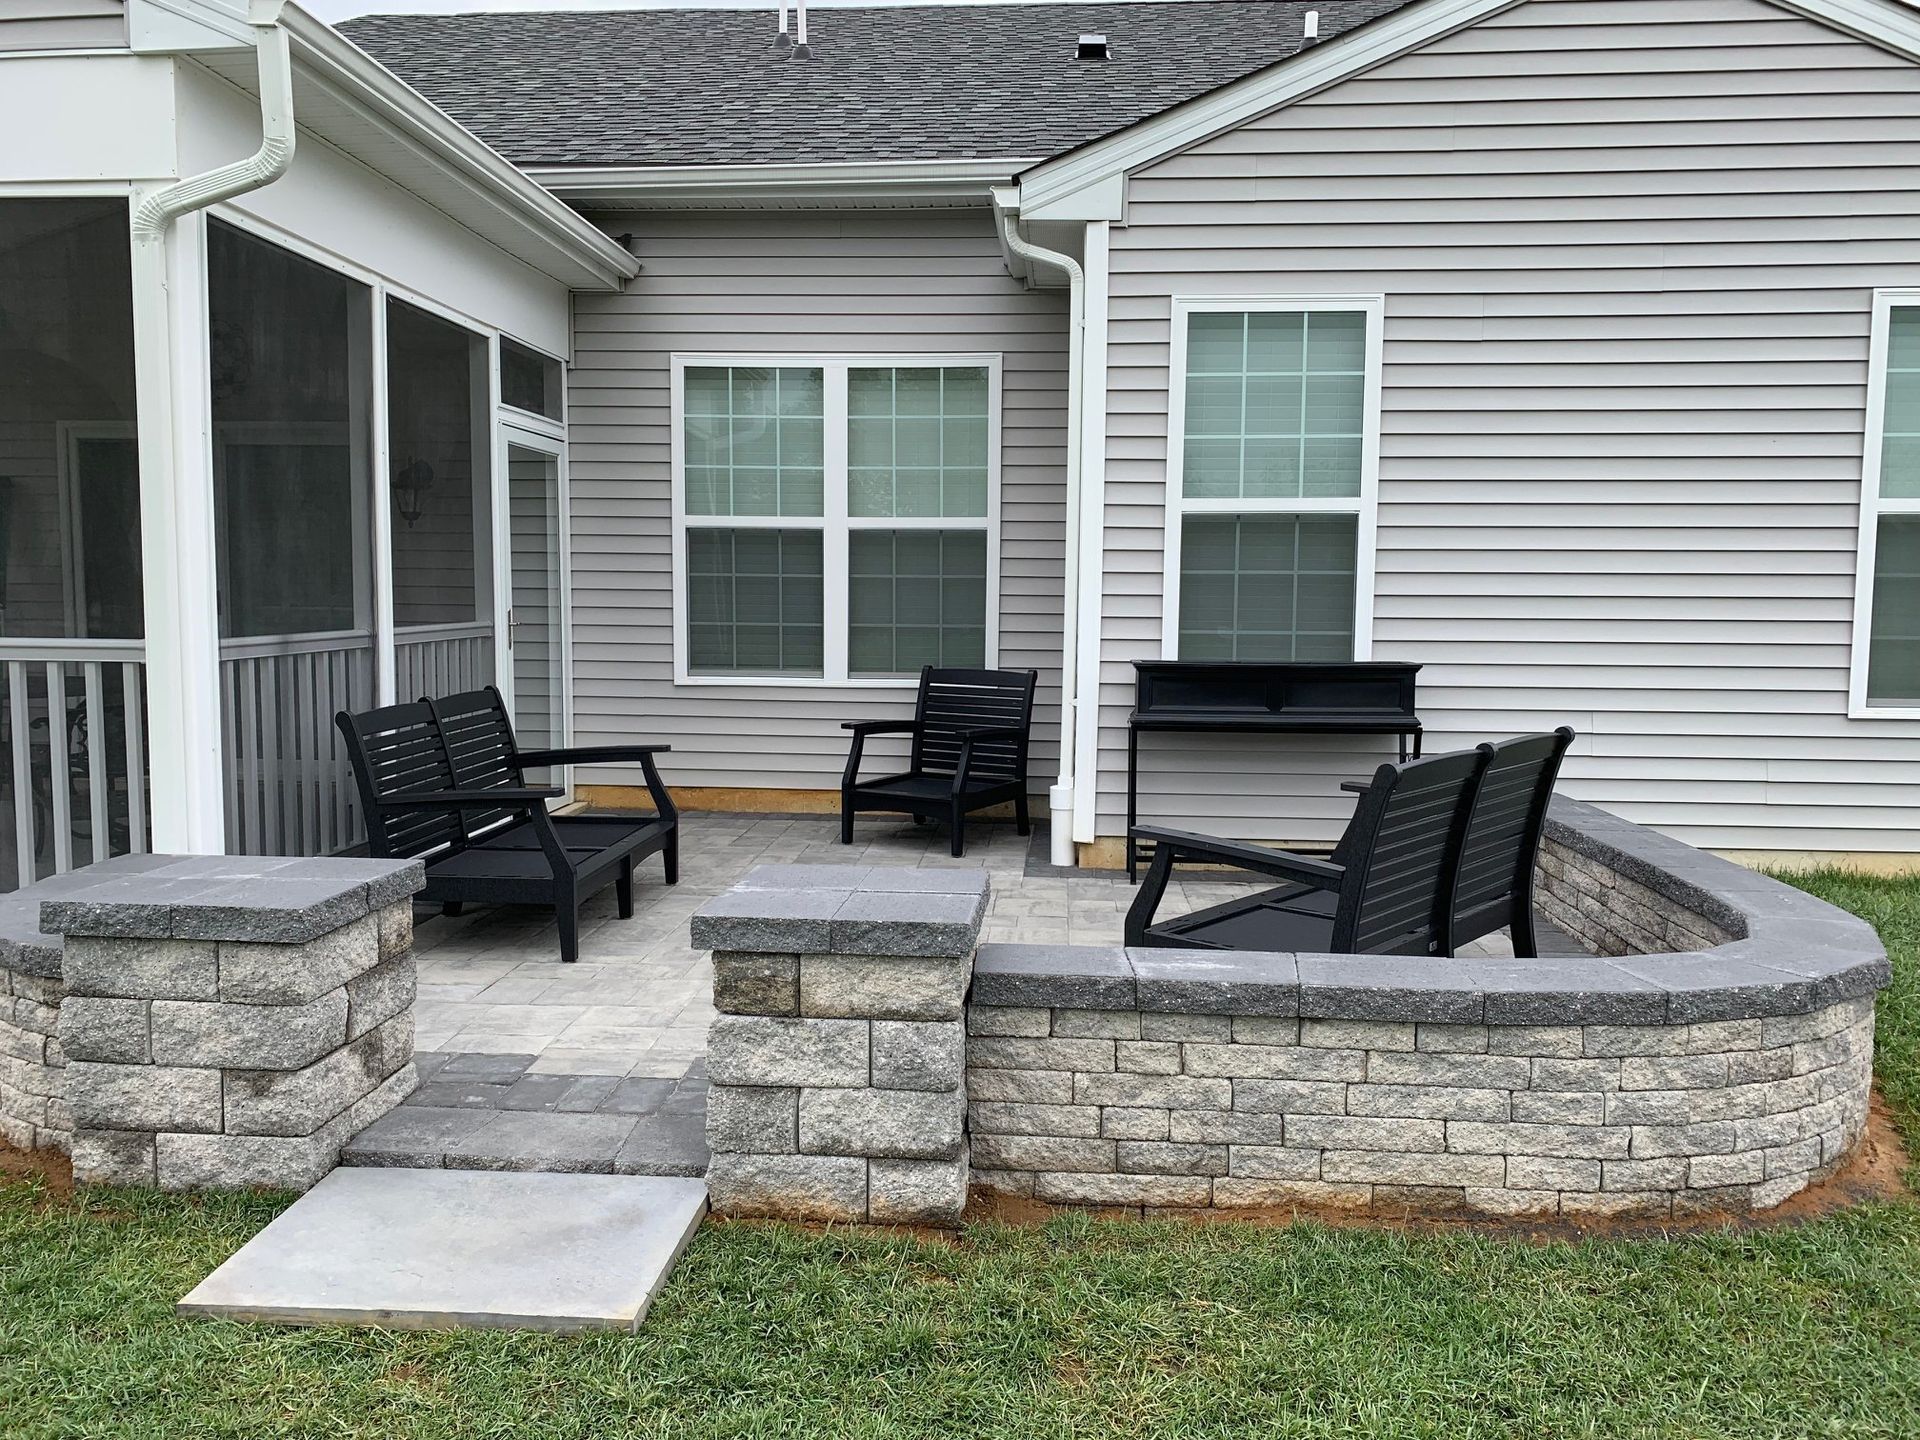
[396,621,495,703]
[0,640,149,890]
[219,631,375,859]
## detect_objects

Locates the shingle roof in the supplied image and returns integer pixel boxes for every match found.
[340,1,1418,170]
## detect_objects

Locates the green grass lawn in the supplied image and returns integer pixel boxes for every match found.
[4,870,1918,1440]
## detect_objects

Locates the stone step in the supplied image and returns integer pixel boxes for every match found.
[178,1168,707,1333]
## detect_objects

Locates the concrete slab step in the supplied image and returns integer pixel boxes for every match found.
[178,1168,707,1333]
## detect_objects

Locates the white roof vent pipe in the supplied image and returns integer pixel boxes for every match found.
[775,0,791,55]
[791,0,814,59]
[1303,10,1321,42]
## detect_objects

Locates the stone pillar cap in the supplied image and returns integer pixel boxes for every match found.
[693,864,989,957]
[36,854,424,945]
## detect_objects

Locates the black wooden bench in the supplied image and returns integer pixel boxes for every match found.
[840,666,1039,858]
[1125,730,1574,959]
[337,693,678,963]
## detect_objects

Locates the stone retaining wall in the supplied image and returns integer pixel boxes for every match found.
[694,865,984,1225]
[9,854,424,1192]
[1,936,67,1154]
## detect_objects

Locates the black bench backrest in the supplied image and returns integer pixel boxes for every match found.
[1450,728,1575,951]
[336,701,465,861]
[909,667,1038,784]
[429,687,526,841]
[1334,745,1492,956]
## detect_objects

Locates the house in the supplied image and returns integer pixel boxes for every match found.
[3,0,1919,890]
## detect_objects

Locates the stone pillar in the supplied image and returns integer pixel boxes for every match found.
[693,864,986,1226]
[42,856,424,1191]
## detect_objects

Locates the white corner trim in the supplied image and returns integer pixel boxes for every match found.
[1159,295,1385,666]
[1016,0,1920,216]
[1848,287,1920,720]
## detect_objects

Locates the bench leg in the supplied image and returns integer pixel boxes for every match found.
[663,831,679,886]
[949,799,966,858]
[840,799,855,846]
[617,857,635,919]
[558,903,581,964]
[1510,908,1540,960]
[1014,792,1031,836]
[440,901,464,918]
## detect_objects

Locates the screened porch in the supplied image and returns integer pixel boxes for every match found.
[0,197,571,889]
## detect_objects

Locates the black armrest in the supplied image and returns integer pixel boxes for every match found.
[1339,780,1369,795]
[520,745,670,766]
[841,720,917,735]
[1129,825,1346,887]
[381,787,562,812]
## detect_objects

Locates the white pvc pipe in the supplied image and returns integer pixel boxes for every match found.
[130,19,296,854]
[997,206,1085,868]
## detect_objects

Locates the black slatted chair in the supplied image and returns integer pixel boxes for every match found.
[426,686,678,887]
[1446,728,1574,958]
[840,665,1039,858]
[337,700,673,963]
[1125,745,1493,956]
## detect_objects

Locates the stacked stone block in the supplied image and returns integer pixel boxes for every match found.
[693,864,986,1225]
[42,855,425,1191]
[967,953,1875,1218]
[1536,837,1734,958]
[1,946,68,1153]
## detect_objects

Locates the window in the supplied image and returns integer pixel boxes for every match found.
[1164,299,1380,662]
[500,337,563,420]
[1855,292,1920,713]
[674,356,998,683]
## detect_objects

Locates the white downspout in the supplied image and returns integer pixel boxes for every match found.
[996,198,1085,867]
[130,13,296,854]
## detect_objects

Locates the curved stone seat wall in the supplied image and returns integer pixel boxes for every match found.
[965,798,1888,1220]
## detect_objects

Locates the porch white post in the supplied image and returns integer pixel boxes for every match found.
[130,204,227,855]
[1070,221,1109,851]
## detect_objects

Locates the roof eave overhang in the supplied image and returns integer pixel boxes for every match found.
[200,3,640,289]
[527,157,1037,210]
[1013,0,1920,221]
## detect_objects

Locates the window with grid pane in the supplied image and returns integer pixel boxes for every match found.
[1866,305,1920,704]
[683,366,824,518]
[849,530,987,675]
[686,528,824,676]
[1170,303,1376,664]
[848,366,989,518]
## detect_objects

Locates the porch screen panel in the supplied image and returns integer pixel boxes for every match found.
[0,198,146,887]
[1175,306,1372,662]
[208,221,374,859]
[501,337,563,420]
[387,299,492,700]
[1870,306,1920,703]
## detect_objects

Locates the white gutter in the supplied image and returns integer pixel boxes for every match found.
[528,157,1037,208]
[995,189,1084,868]
[130,7,296,855]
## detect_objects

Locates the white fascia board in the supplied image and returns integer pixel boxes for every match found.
[201,4,638,290]
[527,157,1036,208]
[1015,0,1526,214]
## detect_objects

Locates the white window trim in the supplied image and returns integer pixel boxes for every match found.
[669,352,1003,688]
[1160,295,1384,661]
[1851,287,1920,719]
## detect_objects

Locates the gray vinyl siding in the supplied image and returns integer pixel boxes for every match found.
[1102,0,1920,853]
[0,0,124,50]
[567,209,1069,794]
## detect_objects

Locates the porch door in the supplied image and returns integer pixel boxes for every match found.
[498,426,570,790]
